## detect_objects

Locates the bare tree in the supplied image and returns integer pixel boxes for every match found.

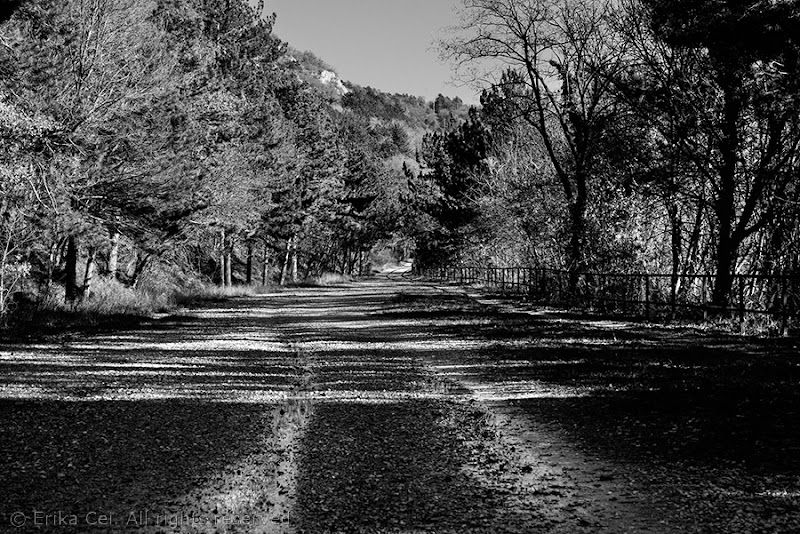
[616,0,800,307]
[441,0,629,289]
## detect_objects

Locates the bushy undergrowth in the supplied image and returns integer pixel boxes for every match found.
[2,273,278,339]
[54,278,171,316]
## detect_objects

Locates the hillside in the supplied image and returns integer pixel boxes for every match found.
[284,48,472,150]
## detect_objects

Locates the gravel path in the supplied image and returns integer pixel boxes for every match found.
[2,273,798,533]
[279,276,671,534]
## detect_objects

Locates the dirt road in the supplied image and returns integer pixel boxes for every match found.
[1,274,798,533]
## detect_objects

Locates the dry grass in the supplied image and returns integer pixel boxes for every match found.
[83,278,173,314]
[302,273,352,287]
[3,278,279,340]
[174,283,275,305]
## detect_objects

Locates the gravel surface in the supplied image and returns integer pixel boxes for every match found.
[1,272,798,533]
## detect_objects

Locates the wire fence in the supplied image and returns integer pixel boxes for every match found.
[416,265,800,336]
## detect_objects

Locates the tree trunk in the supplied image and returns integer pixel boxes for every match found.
[290,238,298,283]
[246,241,253,285]
[83,247,97,298]
[682,197,706,282]
[225,235,235,287]
[130,252,151,289]
[567,191,587,294]
[280,237,292,286]
[0,234,11,317]
[261,243,270,286]
[711,80,742,309]
[65,235,80,303]
[712,169,738,308]
[107,229,120,279]
[712,232,737,309]
[128,247,138,280]
[219,228,226,287]
[224,247,232,288]
[43,240,61,297]
[667,200,682,317]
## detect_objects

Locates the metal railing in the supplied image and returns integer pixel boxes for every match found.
[417,265,799,335]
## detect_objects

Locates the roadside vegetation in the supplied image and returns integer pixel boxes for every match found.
[2,0,799,335]
[0,0,459,332]
[420,0,800,326]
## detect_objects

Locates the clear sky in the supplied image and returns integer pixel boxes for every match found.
[262,0,481,104]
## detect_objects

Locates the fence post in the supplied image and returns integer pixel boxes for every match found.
[644,274,650,320]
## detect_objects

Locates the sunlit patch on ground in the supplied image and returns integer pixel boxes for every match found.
[467,382,590,401]
[759,490,800,498]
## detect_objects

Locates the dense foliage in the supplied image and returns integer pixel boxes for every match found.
[423,0,800,311]
[4,0,799,323]
[0,0,471,320]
